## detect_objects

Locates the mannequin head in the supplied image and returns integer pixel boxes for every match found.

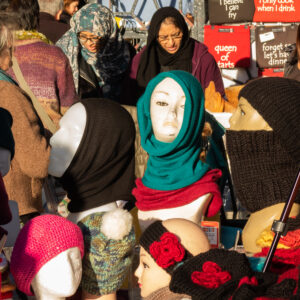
[31,247,82,300]
[150,77,185,143]
[229,97,272,131]
[10,214,84,297]
[48,102,86,178]
[226,77,300,253]
[49,98,135,214]
[135,218,210,298]
[0,108,14,176]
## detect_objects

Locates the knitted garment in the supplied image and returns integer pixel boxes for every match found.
[142,286,191,300]
[169,248,297,300]
[7,41,77,128]
[225,130,300,213]
[14,30,51,44]
[59,98,136,213]
[0,107,14,159]
[137,70,211,191]
[132,169,222,217]
[10,214,84,296]
[0,80,50,216]
[238,77,300,163]
[56,3,130,100]
[140,221,193,275]
[77,210,135,296]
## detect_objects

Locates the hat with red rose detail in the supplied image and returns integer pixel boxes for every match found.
[169,248,297,300]
[140,220,193,274]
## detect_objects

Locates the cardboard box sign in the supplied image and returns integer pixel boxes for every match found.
[253,0,300,22]
[204,25,251,69]
[208,0,255,24]
[258,68,284,77]
[255,25,297,69]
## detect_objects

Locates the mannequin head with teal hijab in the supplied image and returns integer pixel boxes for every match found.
[137,70,210,191]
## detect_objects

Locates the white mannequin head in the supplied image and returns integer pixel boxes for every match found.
[48,103,86,178]
[31,247,82,300]
[0,146,11,176]
[150,77,186,143]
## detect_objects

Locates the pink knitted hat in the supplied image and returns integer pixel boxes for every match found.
[10,214,84,296]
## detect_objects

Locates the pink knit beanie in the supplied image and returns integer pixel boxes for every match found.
[10,214,84,296]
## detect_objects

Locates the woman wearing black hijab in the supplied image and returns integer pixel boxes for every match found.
[122,6,226,107]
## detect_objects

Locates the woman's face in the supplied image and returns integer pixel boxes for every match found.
[157,22,183,54]
[0,46,12,71]
[150,77,186,143]
[65,1,79,16]
[78,31,103,53]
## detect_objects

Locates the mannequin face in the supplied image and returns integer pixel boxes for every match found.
[150,77,186,143]
[0,146,11,176]
[157,21,183,54]
[229,97,272,131]
[135,247,171,298]
[31,247,82,298]
[48,103,86,178]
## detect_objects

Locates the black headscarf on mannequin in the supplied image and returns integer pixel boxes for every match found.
[136,7,194,96]
[59,99,136,213]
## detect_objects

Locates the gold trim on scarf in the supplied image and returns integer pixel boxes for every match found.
[14,30,52,45]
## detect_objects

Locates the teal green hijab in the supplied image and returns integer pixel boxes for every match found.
[137,70,210,190]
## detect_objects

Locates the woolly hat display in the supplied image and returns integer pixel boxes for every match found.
[226,77,300,212]
[140,220,193,275]
[137,70,213,191]
[77,208,135,296]
[59,98,136,213]
[0,108,14,159]
[238,77,300,163]
[169,248,297,299]
[10,214,84,296]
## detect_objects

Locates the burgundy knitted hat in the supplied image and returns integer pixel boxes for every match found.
[10,214,84,296]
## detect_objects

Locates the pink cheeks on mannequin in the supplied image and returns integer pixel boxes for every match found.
[229,97,272,131]
[135,247,171,298]
[150,77,186,143]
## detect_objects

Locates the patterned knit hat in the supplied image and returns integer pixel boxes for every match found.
[169,249,296,299]
[0,108,14,159]
[77,208,136,296]
[10,214,84,296]
[238,77,300,163]
[140,220,193,275]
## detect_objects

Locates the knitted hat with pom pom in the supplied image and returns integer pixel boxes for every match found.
[10,214,84,296]
[78,208,135,296]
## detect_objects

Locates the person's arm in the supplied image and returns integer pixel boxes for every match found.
[2,84,50,179]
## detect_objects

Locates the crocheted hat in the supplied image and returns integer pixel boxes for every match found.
[140,220,193,275]
[77,208,135,296]
[238,77,300,163]
[0,108,14,159]
[10,214,84,296]
[169,248,296,300]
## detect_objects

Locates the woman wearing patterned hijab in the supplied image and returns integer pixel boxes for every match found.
[56,3,131,101]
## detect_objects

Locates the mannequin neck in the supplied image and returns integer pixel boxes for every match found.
[68,202,118,224]
[242,202,300,254]
[138,193,212,231]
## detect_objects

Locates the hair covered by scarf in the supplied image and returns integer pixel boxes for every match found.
[56,3,130,97]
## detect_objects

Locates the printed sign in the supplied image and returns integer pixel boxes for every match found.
[253,0,300,22]
[255,25,297,68]
[258,68,284,77]
[204,25,251,69]
[208,0,255,24]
